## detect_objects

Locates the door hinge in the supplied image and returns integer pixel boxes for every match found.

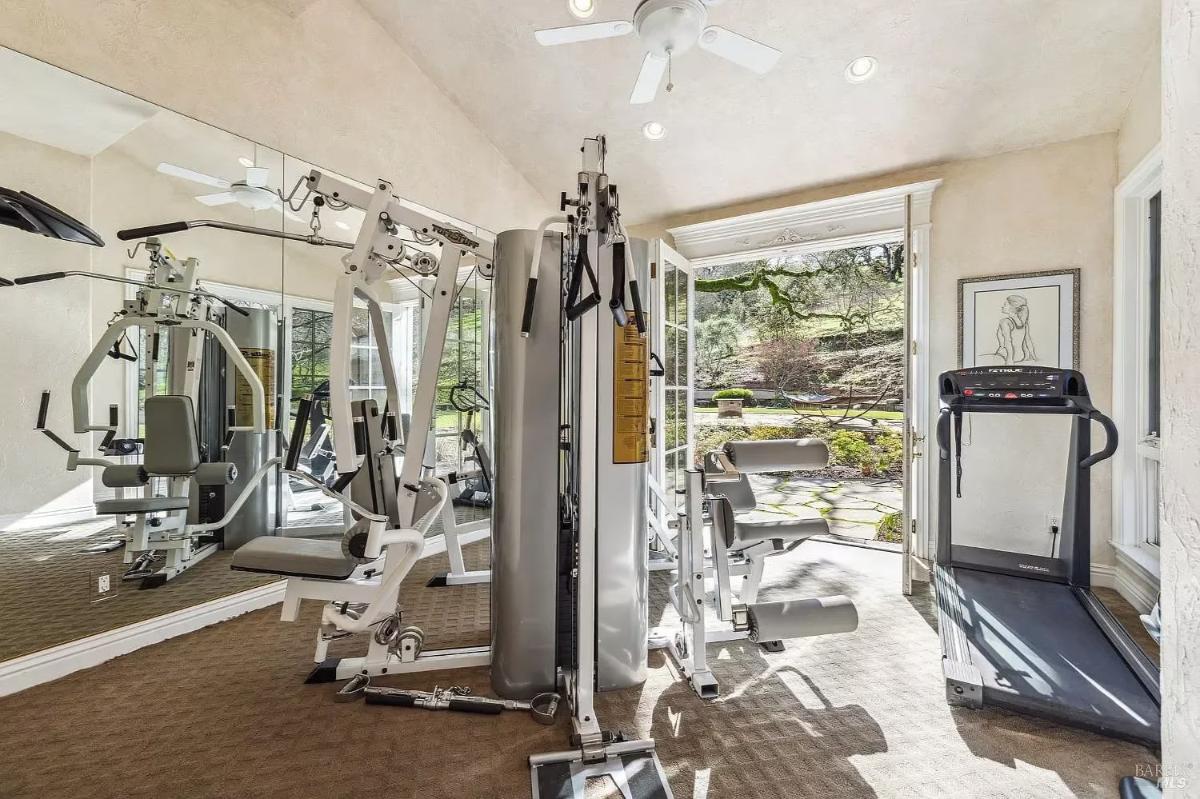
[911,340,918,356]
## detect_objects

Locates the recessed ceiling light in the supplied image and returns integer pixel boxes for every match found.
[642,121,667,140]
[335,220,351,230]
[845,56,878,83]
[568,0,595,20]
[237,156,255,168]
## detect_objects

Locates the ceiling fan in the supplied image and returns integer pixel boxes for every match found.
[156,161,304,221]
[534,0,782,104]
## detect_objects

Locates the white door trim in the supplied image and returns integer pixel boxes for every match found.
[1111,143,1163,604]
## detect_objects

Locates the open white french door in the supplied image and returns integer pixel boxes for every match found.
[648,240,696,555]
[903,197,932,594]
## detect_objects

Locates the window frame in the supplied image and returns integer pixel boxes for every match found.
[1112,145,1164,586]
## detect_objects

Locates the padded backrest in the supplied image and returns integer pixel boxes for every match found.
[703,453,759,512]
[143,395,201,475]
[725,438,830,473]
[709,495,738,550]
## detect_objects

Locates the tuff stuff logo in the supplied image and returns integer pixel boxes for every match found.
[431,224,480,251]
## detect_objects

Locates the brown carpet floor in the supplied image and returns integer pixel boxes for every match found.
[0,504,491,661]
[0,519,279,661]
[0,541,1158,799]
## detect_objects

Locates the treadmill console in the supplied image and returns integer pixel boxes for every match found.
[940,366,1087,405]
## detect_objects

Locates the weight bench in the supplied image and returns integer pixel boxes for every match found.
[231,477,446,628]
[667,438,858,698]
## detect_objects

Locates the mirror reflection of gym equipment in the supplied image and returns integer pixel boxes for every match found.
[0,3,1184,796]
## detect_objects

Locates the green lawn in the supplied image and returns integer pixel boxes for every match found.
[694,406,904,421]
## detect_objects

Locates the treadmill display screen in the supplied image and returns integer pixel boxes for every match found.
[940,366,1087,404]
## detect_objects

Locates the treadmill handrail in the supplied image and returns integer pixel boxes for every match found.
[1080,411,1118,468]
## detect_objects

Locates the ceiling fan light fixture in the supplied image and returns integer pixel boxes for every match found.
[845,55,878,83]
[568,0,596,20]
[642,121,667,140]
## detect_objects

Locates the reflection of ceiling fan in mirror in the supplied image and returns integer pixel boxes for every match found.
[156,162,304,221]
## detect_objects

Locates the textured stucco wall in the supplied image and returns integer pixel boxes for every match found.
[1117,41,1163,181]
[1160,0,1200,790]
[0,0,550,233]
[632,134,1119,567]
[0,132,94,520]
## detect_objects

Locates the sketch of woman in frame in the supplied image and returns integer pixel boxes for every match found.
[987,294,1038,364]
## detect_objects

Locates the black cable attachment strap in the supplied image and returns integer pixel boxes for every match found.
[628,278,647,335]
[608,241,628,328]
[953,410,964,498]
[285,396,312,472]
[564,233,601,322]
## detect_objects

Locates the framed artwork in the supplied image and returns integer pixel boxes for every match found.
[958,268,1080,368]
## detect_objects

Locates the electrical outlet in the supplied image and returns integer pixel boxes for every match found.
[1047,514,1062,534]
[90,571,117,603]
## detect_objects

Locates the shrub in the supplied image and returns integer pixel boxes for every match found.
[693,424,750,464]
[828,430,872,470]
[876,511,903,543]
[827,427,904,476]
[713,388,754,402]
[748,424,803,441]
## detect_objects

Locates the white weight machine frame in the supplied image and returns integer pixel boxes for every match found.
[121,170,496,676]
[25,241,276,584]
[665,447,858,700]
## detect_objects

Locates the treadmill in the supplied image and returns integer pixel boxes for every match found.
[934,366,1160,747]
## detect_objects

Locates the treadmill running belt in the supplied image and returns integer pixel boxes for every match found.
[953,569,1159,744]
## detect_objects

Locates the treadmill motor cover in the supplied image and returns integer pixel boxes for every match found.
[0,185,104,246]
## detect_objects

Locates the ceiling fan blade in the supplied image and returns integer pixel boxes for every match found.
[244,167,270,188]
[629,53,668,105]
[535,20,633,46]
[697,26,782,74]
[275,200,307,224]
[195,191,237,207]
[157,162,231,189]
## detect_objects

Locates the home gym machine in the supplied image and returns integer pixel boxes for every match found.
[119,168,495,676]
[934,366,1160,747]
[7,239,279,586]
[664,439,859,698]
[494,134,671,799]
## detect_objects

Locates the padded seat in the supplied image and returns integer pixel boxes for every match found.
[95,496,191,515]
[713,494,828,550]
[230,536,360,580]
[731,517,828,549]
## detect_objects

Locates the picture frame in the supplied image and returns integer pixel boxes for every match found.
[958,268,1080,369]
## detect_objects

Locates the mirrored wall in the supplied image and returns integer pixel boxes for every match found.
[0,47,495,666]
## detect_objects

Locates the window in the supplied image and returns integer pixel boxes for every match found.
[432,285,490,474]
[289,306,395,416]
[1113,150,1163,574]
[1138,192,1162,548]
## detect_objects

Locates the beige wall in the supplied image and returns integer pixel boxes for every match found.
[0,0,550,233]
[1117,43,1163,181]
[1160,0,1200,788]
[633,133,1119,567]
[0,132,94,521]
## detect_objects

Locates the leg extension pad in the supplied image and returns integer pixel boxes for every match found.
[748,595,858,642]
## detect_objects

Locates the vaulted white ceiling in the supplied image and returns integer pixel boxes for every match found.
[363,0,1156,224]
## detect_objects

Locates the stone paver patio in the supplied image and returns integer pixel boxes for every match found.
[744,473,902,547]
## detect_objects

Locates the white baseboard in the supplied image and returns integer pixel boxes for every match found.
[1092,561,1156,614]
[0,581,285,697]
[0,505,99,532]
[1091,563,1117,589]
